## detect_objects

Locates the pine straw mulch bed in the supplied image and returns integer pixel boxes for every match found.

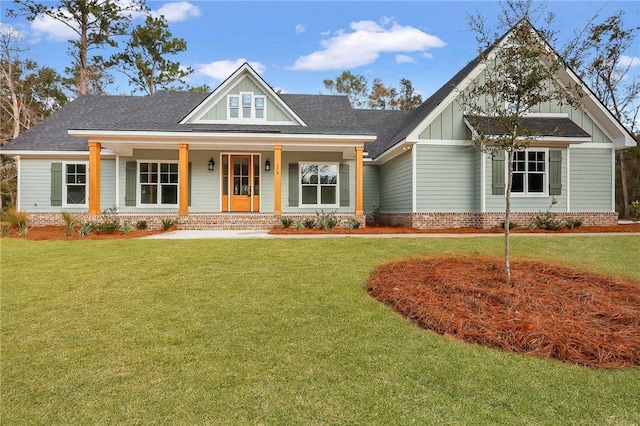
[367,257,640,368]
[0,225,170,240]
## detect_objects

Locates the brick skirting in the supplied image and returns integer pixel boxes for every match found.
[24,212,368,231]
[378,212,618,229]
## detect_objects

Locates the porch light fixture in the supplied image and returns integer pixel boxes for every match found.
[208,158,215,171]
[264,158,271,172]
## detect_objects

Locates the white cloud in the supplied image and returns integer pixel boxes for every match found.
[395,54,414,64]
[152,1,201,22]
[291,18,446,71]
[0,23,26,41]
[29,14,78,42]
[196,59,266,81]
[619,55,640,69]
[295,24,307,34]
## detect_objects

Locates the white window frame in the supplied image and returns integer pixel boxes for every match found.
[510,148,548,197]
[136,160,180,208]
[226,92,267,122]
[299,162,339,208]
[62,161,89,208]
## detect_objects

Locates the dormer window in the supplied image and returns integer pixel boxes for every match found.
[228,92,266,121]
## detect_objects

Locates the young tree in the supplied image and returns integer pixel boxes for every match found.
[563,11,640,217]
[368,78,397,110]
[9,0,147,95]
[396,78,423,111]
[459,6,582,285]
[323,71,369,108]
[108,15,193,95]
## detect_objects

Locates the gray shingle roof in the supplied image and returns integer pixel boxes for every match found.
[467,116,591,138]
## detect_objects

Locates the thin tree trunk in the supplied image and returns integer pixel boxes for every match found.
[619,150,630,218]
[505,149,514,286]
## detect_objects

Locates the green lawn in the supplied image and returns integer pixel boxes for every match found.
[1,236,639,424]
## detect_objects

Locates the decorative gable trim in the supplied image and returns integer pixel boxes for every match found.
[180,63,307,126]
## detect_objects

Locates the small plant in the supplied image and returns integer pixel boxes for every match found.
[295,219,303,231]
[17,222,29,237]
[1,222,10,236]
[371,203,382,225]
[162,218,177,231]
[316,210,338,230]
[631,200,640,220]
[121,222,132,234]
[61,212,77,236]
[4,208,28,229]
[565,218,583,229]
[347,217,361,230]
[281,217,294,228]
[78,222,92,237]
[529,198,563,230]
[136,220,148,230]
[500,221,518,230]
[91,208,121,234]
[302,217,316,229]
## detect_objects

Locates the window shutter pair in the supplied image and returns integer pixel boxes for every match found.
[124,161,191,206]
[491,150,562,195]
[287,163,350,206]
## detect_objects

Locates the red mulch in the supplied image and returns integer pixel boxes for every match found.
[270,223,640,234]
[367,257,640,368]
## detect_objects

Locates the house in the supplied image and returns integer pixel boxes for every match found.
[1,24,636,230]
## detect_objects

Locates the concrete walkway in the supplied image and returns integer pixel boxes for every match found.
[142,229,639,239]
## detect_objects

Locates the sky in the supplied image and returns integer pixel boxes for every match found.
[1,1,639,100]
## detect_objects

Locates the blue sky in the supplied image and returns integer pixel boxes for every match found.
[2,1,639,99]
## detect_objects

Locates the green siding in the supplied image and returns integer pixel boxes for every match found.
[570,148,613,212]
[100,159,116,210]
[363,164,380,213]
[419,102,467,140]
[281,151,354,214]
[415,145,478,212]
[380,152,412,213]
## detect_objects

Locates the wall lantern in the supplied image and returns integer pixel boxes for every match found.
[264,158,271,172]
[208,158,215,171]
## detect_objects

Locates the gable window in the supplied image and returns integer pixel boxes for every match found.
[300,163,338,206]
[138,161,179,206]
[227,92,266,121]
[512,150,546,195]
[64,162,88,206]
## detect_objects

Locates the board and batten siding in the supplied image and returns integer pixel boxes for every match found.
[19,158,115,212]
[569,147,613,212]
[415,144,479,212]
[484,148,568,212]
[281,151,355,214]
[200,76,293,123]
[379,151,412,213]
[363,164,380,213]
[419,102,467,140]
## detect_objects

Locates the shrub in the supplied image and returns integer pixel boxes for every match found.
[347,217,361,230]
[121,222,132,234]
[281,217,294,228]
[631,200,640,220]
[500,221,518,230]
[316,210,338,230]
[4,208,28,229]
[62,212,77,236]
[565,218,583,229]
[295,219,303,231]
[136,220,148,230]
[302,218,316,229]
[371,203,382,225]
[78,222,92,237]
[162,218,177,231]
[1,222,9,236]
[529,198,562,230]
[17,222,29,237]
[91,208,121,234]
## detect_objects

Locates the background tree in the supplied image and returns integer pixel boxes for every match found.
[323,71,369,108]
[1,26,67,210]
[108,15,193,95]
[563,11,640,217]
[63,62,114,95]
[396,78,423,111]
[459,3,582,285]
[368,78,397,109]
[9,0,147,95]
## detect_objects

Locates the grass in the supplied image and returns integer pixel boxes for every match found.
[1,236,639,424]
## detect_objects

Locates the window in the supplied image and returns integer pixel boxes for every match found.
[64,162,87,206]
[138,161,179,206]
[300,163,338,206]
[227,93,266,121]
[512,150,546,195]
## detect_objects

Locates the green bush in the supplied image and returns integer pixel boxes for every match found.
[61,212,77,236]
[136,220,148,230]
[281,217,294,228]
[316,211,338,230]
[529,198,562,230]
[91,208,121,234]
[347,217,361,230]
[78,222,92,237]
[4,208,28,229]
[162,218,177,231]
[631,201,640,220]
[302,218,316,229]
[371,203,382,225]
[565,218,583,229]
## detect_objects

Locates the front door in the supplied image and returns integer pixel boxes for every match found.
[223,154,260,212]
